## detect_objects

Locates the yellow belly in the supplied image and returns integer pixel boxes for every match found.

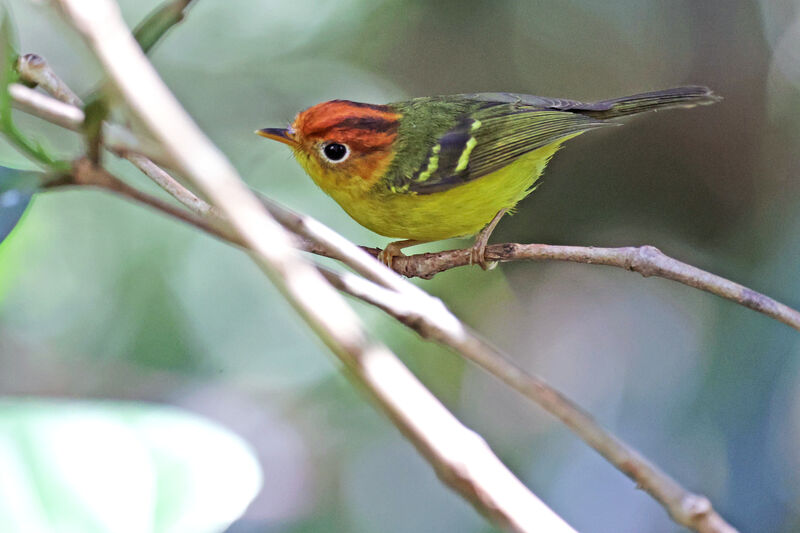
[327,138,571,241]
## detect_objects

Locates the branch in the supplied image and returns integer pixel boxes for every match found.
[16,55,211,216]
[14,67,795,339]
[363,243,800,332]
[9,82,169,165]
[47,1,573,531]
[15,40,739,533]
[46,159,236,245]
[319,266,736,533]
[48,161,736,533]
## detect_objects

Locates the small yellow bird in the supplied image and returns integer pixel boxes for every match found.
[257,87,719,268]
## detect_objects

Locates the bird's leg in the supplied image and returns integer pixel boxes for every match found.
[469,209,507,270]
[378,239,426,268]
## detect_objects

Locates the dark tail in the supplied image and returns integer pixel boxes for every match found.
[578,86,721,120]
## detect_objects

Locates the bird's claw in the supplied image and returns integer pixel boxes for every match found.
[377,242,404,268]
[468,238,497,271]
[468,208,506,270]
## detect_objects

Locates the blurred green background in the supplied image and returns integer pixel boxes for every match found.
[2,0,800,531]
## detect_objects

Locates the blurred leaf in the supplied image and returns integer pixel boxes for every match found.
[133,0,195,55]
[0,165,38,245]
[0,8,18,90]
[0,399,262,533]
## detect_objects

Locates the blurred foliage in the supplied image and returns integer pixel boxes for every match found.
[0,399,261,533]
[1,0,800,531]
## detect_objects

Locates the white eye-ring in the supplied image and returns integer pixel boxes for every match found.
[320,142,350,163]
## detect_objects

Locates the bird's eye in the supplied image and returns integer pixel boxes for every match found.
[321,142,349,163]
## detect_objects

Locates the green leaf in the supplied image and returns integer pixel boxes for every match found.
[133,0,195,55]
[0,399,262,533]
[0,165,38,245]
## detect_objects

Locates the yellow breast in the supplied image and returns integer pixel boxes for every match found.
[317,137,574,241]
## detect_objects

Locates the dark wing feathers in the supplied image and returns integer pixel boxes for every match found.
[457,86,718,118]
[406,104,610,194]
[464,109,611,178]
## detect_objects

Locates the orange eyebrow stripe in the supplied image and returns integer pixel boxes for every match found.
[295,100,401,140]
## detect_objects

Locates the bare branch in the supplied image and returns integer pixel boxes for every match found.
[47,160,737,533]
[65,153,573,531]
[47,158,237,245]
[363,243,800,332]
[14,53,467,346]
[319,266,737,533]
[9,82,169,164]
[13,63,798,338]
[125,152,214,216]
[9,82,82,127]
[48,1,573,531]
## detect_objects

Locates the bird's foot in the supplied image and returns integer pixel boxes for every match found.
[468,209,507,270]
[378,243,405,268]
[377,239,423,269]
[468,236,497,271]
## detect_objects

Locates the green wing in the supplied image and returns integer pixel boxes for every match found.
[387,86,717,195]
[395,104,611,195]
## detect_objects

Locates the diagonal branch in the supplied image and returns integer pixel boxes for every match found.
[46,1,574,531]
[9,82,169,165]
[318,265,736,533]
[50,160,737,533]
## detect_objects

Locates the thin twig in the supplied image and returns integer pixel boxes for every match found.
[15,56,211,216]
[125,152,214,215]
[361,243,800,332]
[9,82,168,165]
[48,159,237,245]
[49,1,573,531]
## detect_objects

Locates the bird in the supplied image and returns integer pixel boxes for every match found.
[257,86,719,269]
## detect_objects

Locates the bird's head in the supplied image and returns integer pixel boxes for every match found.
[257,100,400,195]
